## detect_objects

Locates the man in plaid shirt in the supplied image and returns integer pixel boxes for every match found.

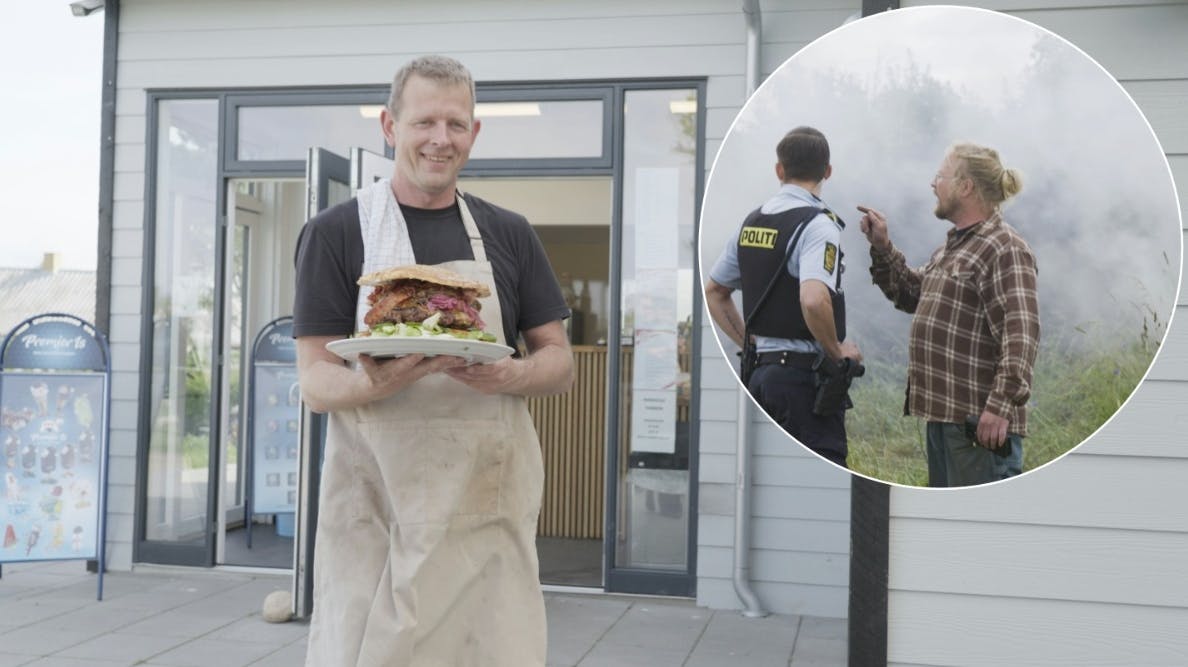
[858,143,1039,487]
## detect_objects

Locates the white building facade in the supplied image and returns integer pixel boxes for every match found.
[88,0,1186,663]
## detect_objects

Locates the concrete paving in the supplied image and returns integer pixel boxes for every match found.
[0,561,846,666]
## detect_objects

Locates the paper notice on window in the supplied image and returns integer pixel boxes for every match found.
[630,389,677,453]
[633,168,680,270]
[633,328,679,391]
[630,321,678,453]
[628,167,681,454]
[633,270,677,335]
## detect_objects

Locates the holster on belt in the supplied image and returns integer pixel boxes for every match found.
[811,354,865,416]
[739,332,758,386]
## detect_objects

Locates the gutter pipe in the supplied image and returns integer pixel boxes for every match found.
[733,0,767,619]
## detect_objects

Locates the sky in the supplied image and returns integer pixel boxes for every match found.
[0,3,104,271]
[701,6,1182,362]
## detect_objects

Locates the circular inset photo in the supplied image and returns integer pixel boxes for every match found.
[699,6,1181,488]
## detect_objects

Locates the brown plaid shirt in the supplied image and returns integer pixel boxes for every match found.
[869,214,1040,435]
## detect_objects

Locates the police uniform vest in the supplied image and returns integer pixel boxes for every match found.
[738,206,846,341]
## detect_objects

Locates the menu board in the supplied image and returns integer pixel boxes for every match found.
[250,365,300,514]
[1,374,104,563]
[0,314,109,604]
[248,319,299,515]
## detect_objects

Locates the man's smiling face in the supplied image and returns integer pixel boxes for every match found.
[384,74,480,208]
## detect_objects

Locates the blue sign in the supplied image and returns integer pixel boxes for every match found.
[0,314,110,602]
[250,365,301,514]
[248,318,299,516]
[2,316,107,372]
[1,373,104,561]
[253,319,295,364]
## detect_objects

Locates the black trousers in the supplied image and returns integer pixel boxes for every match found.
[747,364,847,467]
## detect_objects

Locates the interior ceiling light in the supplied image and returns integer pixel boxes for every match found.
[475,102,542,118]
[669,100,696,114]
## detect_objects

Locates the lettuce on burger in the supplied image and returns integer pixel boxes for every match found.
[358,264,498,342]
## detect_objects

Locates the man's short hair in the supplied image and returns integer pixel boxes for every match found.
[386,55,476,120]
[777,127,830,182]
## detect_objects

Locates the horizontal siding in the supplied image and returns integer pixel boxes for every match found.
[890,518,1188,608]
[887,3,1188,658]
[892,453,1188,532]
[906,0,1184,10]
[116,48,744,90]
[905,2,1188,79]
[903,3,1188,81]
[1071,379,1188,458]
[1122,80,1188,156]
[117,15,741,61]
[119,0,744,31]
[700,546,849,587]
[888,592,1188,667]
[698,577,849,618]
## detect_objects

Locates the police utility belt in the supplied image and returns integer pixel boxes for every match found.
[754,350,819,370]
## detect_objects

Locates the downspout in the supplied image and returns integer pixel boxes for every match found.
[733,0,767,619]
[95,0,118,337]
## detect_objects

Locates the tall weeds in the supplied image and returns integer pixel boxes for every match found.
[845,316,1161,486]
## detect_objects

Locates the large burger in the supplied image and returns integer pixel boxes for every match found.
[358,264,497,342]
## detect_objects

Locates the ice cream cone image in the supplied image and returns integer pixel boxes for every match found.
[26,524,40,556]
[5,472,20,503]
[56,385,74,415]
[30,382,49,416]
[74,395,94,430]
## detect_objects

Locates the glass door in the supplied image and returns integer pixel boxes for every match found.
[606,87,700,596]
[459,175,613,588]
[139,98,221,566]
[218,179,306,568]
[216,206,250,563]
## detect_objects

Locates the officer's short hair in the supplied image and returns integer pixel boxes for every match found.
[777,127,830,182]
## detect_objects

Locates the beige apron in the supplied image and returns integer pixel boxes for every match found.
[305,181,546,667]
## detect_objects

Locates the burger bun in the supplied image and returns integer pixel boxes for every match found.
[358,264,491,297]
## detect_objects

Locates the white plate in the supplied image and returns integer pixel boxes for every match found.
[325,336,514,364]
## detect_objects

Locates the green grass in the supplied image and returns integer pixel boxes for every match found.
[845,337,1157,486]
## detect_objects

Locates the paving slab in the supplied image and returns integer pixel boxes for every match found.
[0,562,848,666]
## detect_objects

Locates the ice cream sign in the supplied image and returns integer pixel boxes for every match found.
[1,314,110,600]
[3,319,106,371]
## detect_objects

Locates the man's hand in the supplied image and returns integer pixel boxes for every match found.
[976,410,1010,450]
[358,352,466,394]
[838,340,863,364]
[857,205,891,252]
[444,320,574,397]
[296,336,465,413]
[445,356,525,395]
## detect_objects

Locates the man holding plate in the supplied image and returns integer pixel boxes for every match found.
[292,55,573,666]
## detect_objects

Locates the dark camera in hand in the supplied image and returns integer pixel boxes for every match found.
[964,415,1011,459]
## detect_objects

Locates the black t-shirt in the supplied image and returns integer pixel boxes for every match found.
[292,192,570,349]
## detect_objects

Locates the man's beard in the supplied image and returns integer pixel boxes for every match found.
[934,193,958,221]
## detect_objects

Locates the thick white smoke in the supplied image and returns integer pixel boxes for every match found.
[701,7,1181,368]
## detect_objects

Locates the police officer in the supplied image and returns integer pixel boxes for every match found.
[705,126,862,467]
